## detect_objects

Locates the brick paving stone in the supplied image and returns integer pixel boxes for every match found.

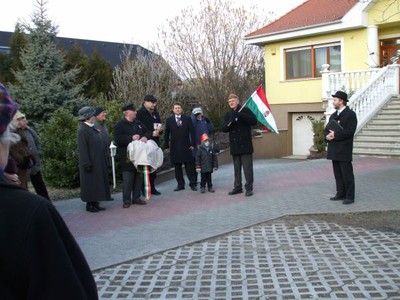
[93,220,400,299]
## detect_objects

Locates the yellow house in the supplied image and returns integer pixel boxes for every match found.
[245,0,400,158]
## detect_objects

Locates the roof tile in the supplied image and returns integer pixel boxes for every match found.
[246,0,358,38]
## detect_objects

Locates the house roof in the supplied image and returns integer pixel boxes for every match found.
[246,0,358,39]
[0,31,153,67]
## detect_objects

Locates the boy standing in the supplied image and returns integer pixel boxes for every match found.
[195,134,218,193]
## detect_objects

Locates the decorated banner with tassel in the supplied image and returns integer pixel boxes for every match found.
[143,166,151,201]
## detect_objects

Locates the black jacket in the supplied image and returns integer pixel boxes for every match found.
[0,175,98,300]
[114,117,151,171]
[195,146,218,173]
[136,105,162,146]
[164,114,196,164]
[222,105,257,155]
[324,106,357,161]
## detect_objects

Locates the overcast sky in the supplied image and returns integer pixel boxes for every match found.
[2,0,305,47]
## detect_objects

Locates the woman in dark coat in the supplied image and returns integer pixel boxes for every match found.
[77,106,110,212]
[0,83,98,300]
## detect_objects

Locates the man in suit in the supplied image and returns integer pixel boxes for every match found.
[164,102,197,191]
[325,91,358,205]
[222,93,257,197]
[136,95,162,195]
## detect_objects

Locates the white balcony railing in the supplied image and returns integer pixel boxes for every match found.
[321,64,400,133]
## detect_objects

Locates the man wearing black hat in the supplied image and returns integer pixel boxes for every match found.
[114,103,151,208]
[136,95,162,195]
[324,91,358,205]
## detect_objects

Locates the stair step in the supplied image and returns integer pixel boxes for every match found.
[374,114,399,120]
[363,124,400,130]
[357,130,399,136]
[353,149,400,158]
[353,142,400,149]
[378,110,400,115]
[384,104,400,109]
[370,119,400,125]
[355,136,400,143]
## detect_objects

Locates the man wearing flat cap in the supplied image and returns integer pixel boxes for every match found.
[136,95,162,195]
[114,103,151,208]
[324,91,358,205]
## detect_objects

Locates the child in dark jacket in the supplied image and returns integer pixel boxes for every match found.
[195,133,218,193]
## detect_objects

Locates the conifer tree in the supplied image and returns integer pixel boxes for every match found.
[10,0,86,124]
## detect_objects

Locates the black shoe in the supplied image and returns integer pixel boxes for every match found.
[94,202,106,211]
[245,190,253,197]
[343,199,354,205]
[200,187,206,193]
[330,195,345,201]
[174,186,185,191]
[106,197,114,201]
[152,189,161,195]
[132,199,147,205]
[123,202,131,208]
[208,188,215,193]
[190,185,197,191]
[86,203,99,213]
[228,189,243,195]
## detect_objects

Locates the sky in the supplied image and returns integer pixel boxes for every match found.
[2,0,305,47]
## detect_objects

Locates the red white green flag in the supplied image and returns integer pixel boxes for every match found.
[245,85,279,135]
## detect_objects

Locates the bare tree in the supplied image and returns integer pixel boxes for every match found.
[159,0,270,122]
[110,46,181,119]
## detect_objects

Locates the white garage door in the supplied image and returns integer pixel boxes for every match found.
[292,113,323,156]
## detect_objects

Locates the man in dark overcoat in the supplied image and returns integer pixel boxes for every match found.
[114,104,151,208]
[77,106,110,212]
[222,93,257,197]
[325,91,358,205]
[136,94,162,195]
[164,102,197,191]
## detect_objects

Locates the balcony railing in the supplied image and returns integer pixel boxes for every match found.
[321,63,400,133]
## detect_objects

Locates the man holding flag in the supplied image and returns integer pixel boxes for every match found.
[222,93,257,197]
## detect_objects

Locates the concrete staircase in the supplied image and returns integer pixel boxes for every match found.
[353,96,400,158]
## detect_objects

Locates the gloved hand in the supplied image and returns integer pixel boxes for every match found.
[84,166,92,173]
[232,111,240,119]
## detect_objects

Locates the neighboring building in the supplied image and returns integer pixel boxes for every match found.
[245,0,400,157]
[0,31,153,67]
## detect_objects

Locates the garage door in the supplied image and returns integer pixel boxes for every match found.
[292,113,324,156]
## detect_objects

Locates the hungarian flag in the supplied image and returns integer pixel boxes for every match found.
[245,85,279,135]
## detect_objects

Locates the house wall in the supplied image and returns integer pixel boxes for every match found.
[368,0,400,25]
[263,29,370,108]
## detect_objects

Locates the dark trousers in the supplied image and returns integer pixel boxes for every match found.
[142,171,157,193]
[30,171,50,200]
[332,160,355,200]
[232,154,253,192]
[174,162,197,188]
[122,169,143,204]
[200,172,212,188]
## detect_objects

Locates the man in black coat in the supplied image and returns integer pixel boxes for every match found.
[222,93,257,197]
[325,91,358,205]
[164,102,197,191]
[136,95,162,195]
[114,104,151,208]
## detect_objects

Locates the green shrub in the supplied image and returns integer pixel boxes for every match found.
[40,109,80,188]
[312,119,327,153]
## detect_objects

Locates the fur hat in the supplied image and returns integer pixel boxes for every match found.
[192,107,203,115]
[0,83,19,136]
[94,106,105,117]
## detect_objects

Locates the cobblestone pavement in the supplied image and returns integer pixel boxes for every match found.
[94,220,400,299]
[54,157,400,299]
